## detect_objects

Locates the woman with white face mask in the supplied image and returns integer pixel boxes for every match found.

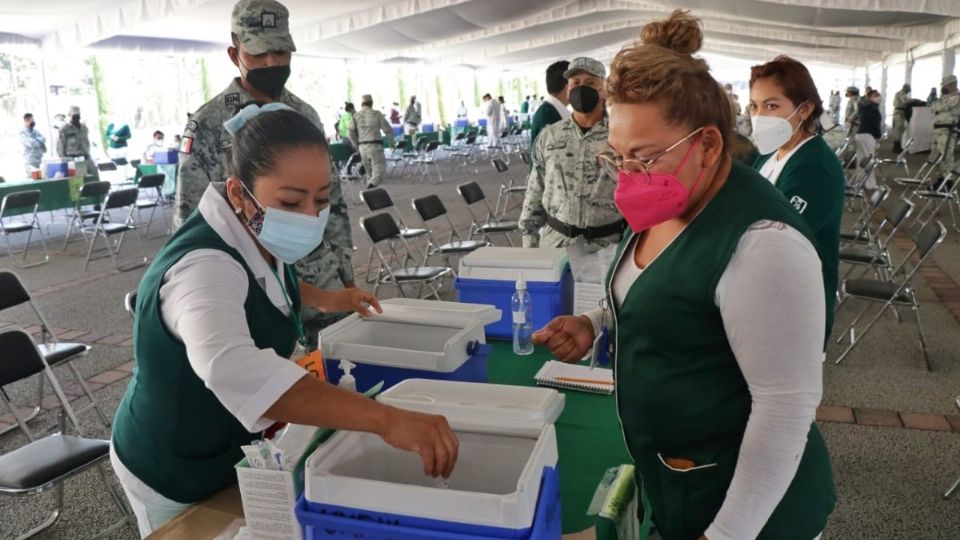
[110,104,459,537]
[749,56,845,341]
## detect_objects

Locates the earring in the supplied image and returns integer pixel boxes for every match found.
[234,206,242,216]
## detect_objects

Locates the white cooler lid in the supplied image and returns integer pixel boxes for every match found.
[377,379,565,436]
[319,300,501,372]
[459,247,569,282]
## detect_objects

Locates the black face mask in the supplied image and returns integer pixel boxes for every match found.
[70,115,80,126]
[240,59,291,99]
[28,121,35,129]
[569,85,600,114]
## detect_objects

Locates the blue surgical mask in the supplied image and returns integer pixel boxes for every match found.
[239,184,329,264]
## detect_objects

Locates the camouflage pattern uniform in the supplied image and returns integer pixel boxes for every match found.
[20,126,46,174]
[844,89,860,136]
[890,88,910,146]
[931,77,960,177]
[349,101,394,188]
[57,107,91,161]
[519,116,623,249]
[177,0,355,346]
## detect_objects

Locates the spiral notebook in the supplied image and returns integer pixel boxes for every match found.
[534,361,614,395]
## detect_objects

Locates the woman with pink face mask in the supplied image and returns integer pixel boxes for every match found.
[532,11,834,540]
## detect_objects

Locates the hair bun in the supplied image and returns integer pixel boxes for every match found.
[640,9,703,55]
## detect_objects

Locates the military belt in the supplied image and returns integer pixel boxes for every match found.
[934,124,957,129]
[545,213,625,240]
[360,140,383,145]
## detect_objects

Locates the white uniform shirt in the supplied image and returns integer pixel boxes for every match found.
[158,183,306,433]
[757,135,815,185]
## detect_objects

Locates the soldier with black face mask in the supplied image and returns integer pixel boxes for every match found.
[176,0,357,347]
[520,57,624,249]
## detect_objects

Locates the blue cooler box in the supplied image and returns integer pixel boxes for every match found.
[456,247,572,340]
[320,299,501,392]
[153,150,178,164]
[300,379,564,539]
[44,160,68,178]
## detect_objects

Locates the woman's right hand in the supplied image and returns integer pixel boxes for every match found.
[379,407,459,478]
[532,315,596,363]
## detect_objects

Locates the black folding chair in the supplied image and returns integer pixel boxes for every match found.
[0,190,48,268]
[835,221,947,370]
[0,328,136,539]
[0,269,111,435]
[457,181,518,246]
[412,194,488,273]
[359,188,428,283]
[82,187,146,271]
[135,173,169,238]
[61,181,111,251]
[491,158,528,215]
[360,213,452,300]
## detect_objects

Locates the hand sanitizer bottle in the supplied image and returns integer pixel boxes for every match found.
[338,359,357,392]
[512,275,534,356]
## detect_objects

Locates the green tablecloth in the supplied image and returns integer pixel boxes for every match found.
[486,341,632,534]
[0,177,104,216]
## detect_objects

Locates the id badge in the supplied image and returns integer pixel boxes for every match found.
[591,325,611,367]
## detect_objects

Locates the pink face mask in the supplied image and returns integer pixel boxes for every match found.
[613,137,706,233]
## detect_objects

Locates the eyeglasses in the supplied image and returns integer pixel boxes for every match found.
[597,126,705,183]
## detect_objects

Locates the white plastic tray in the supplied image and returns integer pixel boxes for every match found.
[377,379,565,438]
[459,247,569,282]
[319,300,500,372]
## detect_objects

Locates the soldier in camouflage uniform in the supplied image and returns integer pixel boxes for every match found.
[57,105,92,161]
[349,94,394,189]
[843,86,860,136]
[931,75,960,179]
[20,113,46,175]
[520,57,624,249]
[176,0,355,346]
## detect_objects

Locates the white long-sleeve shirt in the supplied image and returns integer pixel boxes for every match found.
[158,183,306,433]
[587,220,825,540]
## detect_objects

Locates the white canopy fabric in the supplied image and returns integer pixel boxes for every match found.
[0,0,958,69]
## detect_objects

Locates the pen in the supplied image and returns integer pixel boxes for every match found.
[555,376,614,385]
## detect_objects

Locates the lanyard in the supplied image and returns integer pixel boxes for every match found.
[267,263,307,348]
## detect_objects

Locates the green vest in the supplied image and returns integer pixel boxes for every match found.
[112,210,301,503]
[610,162,836,540]
[754,136,844,341]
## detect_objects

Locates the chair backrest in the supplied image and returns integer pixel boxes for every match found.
[80,180,112,199]
[124,290,138,317]
[2,189,41,212]
[0,176,5,183]
[104,187,140,210]
[458,182,486,205]
[360,212,402,244]
[413,195,447,221]
[97,161,118,172]
[869,186,890,209]
[885,198,914,228]
[466,135,478,145]
[130,159,142,168]
[416,138,430,151]
[520,151,530,165]
[492,159,509,173]
[916,221,947,259]
[0,329,46,387]
[455,132,466,141]
[425,141,440,152]
[361,187,394,212]
[112,157,129,166]
[0,269,31,311]
[138,173,166,190]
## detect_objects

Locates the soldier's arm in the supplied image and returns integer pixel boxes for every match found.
[325,177,355,286]
[56,130,66,157]
[379,114,395,146]
[176,121,217,222]
[348,118,360,149]
[519,136,548,248]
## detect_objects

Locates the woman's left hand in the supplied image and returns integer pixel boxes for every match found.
[329,288,383,317]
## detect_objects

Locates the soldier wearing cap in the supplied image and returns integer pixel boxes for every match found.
[176,0,356,345]
[843,86,860,136]
[57,105,91,161]
[520,57,624,249]
[349,94,395,188]
[932,74,960,178]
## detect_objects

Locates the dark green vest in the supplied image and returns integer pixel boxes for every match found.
[610,162,836,540]
[112,209,301,503]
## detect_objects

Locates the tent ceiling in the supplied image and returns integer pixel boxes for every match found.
[0,0,956,69]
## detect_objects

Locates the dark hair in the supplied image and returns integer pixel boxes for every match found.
[346,102,357,112]
[749,55,824,133]
[23,113,33,121]
[228,108,329,189]
[483,93,492,99]
[153,130,164,138]
[546,60,570,95]
[867,89,880,99]
[498,96,504,102]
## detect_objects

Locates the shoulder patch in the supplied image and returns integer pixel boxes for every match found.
[179,136,193,155]
[183,120,199,136]
[225,93,241,107]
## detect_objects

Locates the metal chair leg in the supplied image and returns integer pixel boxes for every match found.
[945,475,960,499]
[912,305,932,371]
[14,484,62,539]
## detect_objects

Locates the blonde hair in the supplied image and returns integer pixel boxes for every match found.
[607,10,733,149]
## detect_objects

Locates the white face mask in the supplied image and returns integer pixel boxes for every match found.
[751,105,804,155]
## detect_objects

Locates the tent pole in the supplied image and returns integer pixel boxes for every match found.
[943,47,956,80]
[880,62,888,120]
[39,52,54,160]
